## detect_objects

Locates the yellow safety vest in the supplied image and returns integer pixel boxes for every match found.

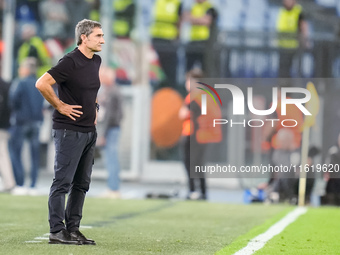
[113,0,133,37]
[150,0,181,40]
[90,10,100,22]
[277,5,302,48]
[190,1,213,41]
[18,37,51,77]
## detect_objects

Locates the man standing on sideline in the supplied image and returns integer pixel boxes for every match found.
[36,19,104,245]
[9,57,44,196]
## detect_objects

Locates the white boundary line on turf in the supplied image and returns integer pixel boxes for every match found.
[34,237,49,240]
[80,225,93,229]
[25,233,49,243]
[233,207,308,255]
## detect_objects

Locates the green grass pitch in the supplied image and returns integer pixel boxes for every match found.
[0,194,338,254]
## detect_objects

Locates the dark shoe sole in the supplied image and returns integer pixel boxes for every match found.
[49,240,80,245]
[80,241,96,245]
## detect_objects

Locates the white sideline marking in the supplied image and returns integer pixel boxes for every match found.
[25,233,49,243]
[34,237,49,240]
[233,207,308,255]
[80,225,93,229]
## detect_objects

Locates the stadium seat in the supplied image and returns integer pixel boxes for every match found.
[238,0,269,31]
[242,9,267,31]
[219,0,244,30]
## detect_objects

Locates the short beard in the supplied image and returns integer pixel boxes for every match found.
[90,46,101,53]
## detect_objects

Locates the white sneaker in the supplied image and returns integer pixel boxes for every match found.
[11,186,28,196]
[27,188,39,196]
[269,192,280,203]
[188,191,200,200]
[98,190,121,199]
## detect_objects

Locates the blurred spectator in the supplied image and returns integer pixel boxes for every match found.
[269,128,300,204]
[88,0,100,22]
[263,90,304,154]
[322,133,340,206]
[0,0,4,25]
[113,0,135,39]
[8,58,44,195]
[179,68,222,200]
[17,23,51,78]
[259,144,319,205]
[97,66,123,199]
[111,0,137,85]
[261,90,304,204]
[65,0,91,43]
[184,0,218,75]
[0,77,16,192]
[150,0,183,87]
[276,0,308,78]
[39,0,69,42]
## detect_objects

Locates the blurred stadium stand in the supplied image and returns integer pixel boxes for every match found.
[2,0,340,190]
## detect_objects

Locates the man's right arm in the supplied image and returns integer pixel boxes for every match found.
[35,72,83,121]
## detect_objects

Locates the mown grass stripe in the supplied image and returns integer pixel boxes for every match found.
[88,200,176,227]
[255,207,340,255]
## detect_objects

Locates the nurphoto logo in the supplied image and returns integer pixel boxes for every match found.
[196,82,312,128]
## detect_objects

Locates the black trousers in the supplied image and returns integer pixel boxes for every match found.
[186,41,205,73]
[324,179,340,206]
[278,50,295,78]
[152,39,178,87]
[182,135,206,196]
[48,129,97,233]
